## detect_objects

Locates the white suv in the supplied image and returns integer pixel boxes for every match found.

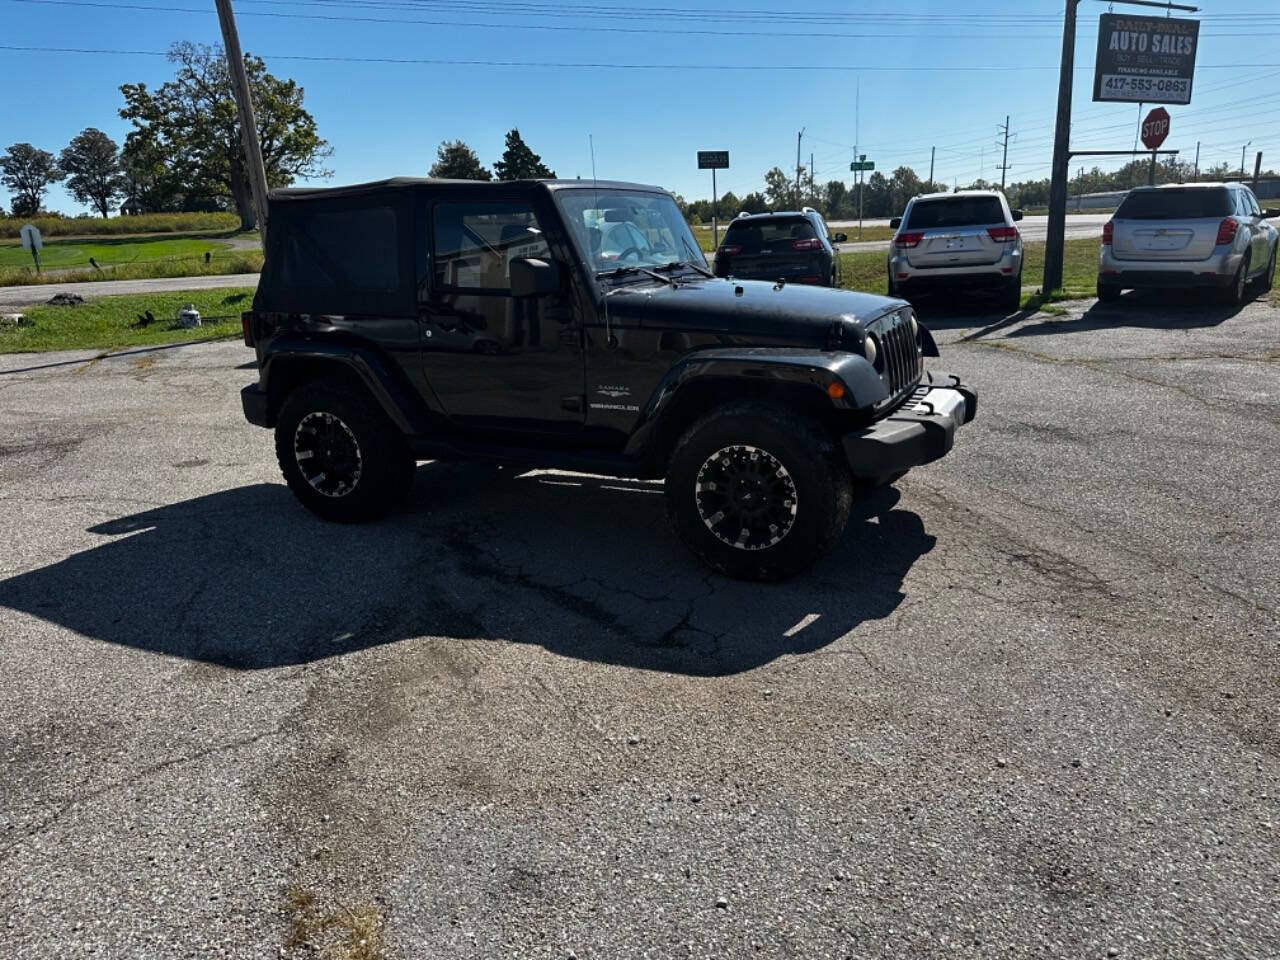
[887,190,1024,311]
[1098,182,1278,306]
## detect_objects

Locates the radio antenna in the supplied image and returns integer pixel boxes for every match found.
[590,133,612,347]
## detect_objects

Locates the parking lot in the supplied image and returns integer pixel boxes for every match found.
[2,291,1278,958]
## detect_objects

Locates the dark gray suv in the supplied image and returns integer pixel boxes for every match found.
[713,207,846,286]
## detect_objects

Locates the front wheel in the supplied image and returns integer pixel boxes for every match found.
[664,402,852,581]
[274,380,415,523]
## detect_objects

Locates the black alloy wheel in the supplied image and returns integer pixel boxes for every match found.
[694,444,799,552]
[293,411,363,498]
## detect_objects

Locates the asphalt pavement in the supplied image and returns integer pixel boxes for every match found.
[1,288,1278,958]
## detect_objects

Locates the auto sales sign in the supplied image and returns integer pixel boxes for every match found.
[1093,13,1199,105]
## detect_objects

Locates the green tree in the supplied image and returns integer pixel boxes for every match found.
[429,140,493,181]
[1,143,64,217]
[861,171,891,217]
[58,128,126,218]
[887,166,923,216]
[120,41,332,230]
[119,126,187,213]
[763,166,795,210]
[823,180,849,219]
[718,191,741,216]
[739,191,769,215]
[493,128,555,180]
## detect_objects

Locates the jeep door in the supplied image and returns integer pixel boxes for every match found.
[419,195,585,434]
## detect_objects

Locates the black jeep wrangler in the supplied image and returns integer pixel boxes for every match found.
[241,177,976,580]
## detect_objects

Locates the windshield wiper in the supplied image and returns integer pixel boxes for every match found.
[596,264,677,287]
[654,258,714,279]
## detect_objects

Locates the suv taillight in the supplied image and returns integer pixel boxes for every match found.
[894,232,924,248]
[1102,221,1113,245]
[792,238,822,251]
[717,244,741,256]
[1215,218,1238,245]
[987,226,1018,242]
[241,312,254,347]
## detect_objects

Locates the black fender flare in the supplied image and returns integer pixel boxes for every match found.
[918,322,940,358]
[259,335,433,435]
[622,349,889,459]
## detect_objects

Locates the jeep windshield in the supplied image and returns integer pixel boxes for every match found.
[554,189,709,278]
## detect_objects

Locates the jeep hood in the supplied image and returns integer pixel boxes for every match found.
[603,277,900,342]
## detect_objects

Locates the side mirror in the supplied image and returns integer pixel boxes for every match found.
[1011,209,1025,222]
[889,217,902,230]
[1264,208,1280,219]
[833,232,848,243]
[510,257,560,298]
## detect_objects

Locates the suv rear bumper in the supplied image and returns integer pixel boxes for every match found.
[842,371,977,480]
[242,383,270,427]
[1098,245,1241,288]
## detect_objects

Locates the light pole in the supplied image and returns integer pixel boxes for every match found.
[1240,141,1251,181]
[795,128,805,209]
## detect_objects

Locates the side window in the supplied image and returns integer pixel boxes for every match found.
[1244,191,1261,217]
[432,202,550,291]
[280,204,398,292]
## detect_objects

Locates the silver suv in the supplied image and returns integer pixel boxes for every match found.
[1098,182,1278,306]
[887,190,1024,311]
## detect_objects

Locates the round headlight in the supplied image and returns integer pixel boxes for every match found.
[908,310,919,338]
[863,333,878,367]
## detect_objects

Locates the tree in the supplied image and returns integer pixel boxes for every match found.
[119,126,186,213]
[739,192,769,215]
[429,140,492,181]
[1,143,64,217]
[861,171,892,217]
[493,128,554,180]
[120,41,332,230]
[58,128,125,218]
[823,180,849,219]
[887,166,923,217]
[763,167,794,210]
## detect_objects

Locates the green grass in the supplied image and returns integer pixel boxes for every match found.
[0,251,263,287]
[0,211,239,239]
[837,235,1102,307]
[0,236,240,271]
[0,287,256,353]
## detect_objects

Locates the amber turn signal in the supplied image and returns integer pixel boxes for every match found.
[827,381,846,399]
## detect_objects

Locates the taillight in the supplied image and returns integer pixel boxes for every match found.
[1215,218,1238,245]
[241,312,254,347]
[717,244,741,257]
[1102,221,1113,245]
[987,226,1018,242]
[792,238,822,251]
[894,232,924,248]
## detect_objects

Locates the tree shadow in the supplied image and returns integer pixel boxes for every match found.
[0,467,935,677]
[1006,287,1250,339]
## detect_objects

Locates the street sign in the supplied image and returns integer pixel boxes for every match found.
[19,224,42,252]
[697,151,729,170]
[1140,107,1171,151]
[1093,13,1199,105]
[850,160,875,172]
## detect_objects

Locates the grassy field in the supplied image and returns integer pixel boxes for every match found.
[0,211,239,239]
[0,287,256,353]
[0,236,240,271]
[0,251,263,287]
[837,235,1102,304]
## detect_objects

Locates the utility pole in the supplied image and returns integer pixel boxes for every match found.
[1043,0,1080,294]
[1254,151,1264,192]
[809,151,815,205]
[1240,141,1251,181]
[795,128,804,209]
[214,0,270,246]
[929,146,935,188]
[1193,141,1200,179]
[997,115,1012,191]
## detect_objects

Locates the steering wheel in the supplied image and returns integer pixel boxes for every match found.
[615,246,645,262]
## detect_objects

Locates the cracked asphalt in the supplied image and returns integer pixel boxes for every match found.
[1,289,1278,959]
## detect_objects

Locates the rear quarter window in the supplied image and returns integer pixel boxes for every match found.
[723,218,817,252]
[1115,189,1231,220]
[906,198,1005,229]
[280,204,400,292]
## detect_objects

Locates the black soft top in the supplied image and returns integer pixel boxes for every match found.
[269,177,667,203]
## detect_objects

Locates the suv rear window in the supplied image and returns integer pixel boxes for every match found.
[1115,188,1232,220]
[906,197,1005,229]
[722,217,817,253]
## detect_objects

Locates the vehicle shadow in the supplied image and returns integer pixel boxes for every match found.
[1005,287,1250,338]
[0,467,934,677]
[907,292,1017,330]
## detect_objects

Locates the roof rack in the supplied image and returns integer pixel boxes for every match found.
[801,206,817,215]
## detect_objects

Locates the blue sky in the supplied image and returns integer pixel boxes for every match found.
[4,0,1279,215]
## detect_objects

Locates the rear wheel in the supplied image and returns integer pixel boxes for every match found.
[1262,245,1277,293]
[665,402,852,581]
[1096,278,1121,303]
[1223,252,1251,307]
[275,380,415,523]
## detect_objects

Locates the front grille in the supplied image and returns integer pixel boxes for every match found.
[874,309,922,401]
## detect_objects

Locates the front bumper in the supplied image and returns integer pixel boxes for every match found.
[842,370,977,479]
[241,383,270,427]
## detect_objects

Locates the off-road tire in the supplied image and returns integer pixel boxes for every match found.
[1002,273,1023,312]
[664,402,853,581]
[1223,252,1251,307]
[1096,279,1121,303]
[275,380,415,523]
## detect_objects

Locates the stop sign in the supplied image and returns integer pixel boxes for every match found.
[1141,107,1171,150]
